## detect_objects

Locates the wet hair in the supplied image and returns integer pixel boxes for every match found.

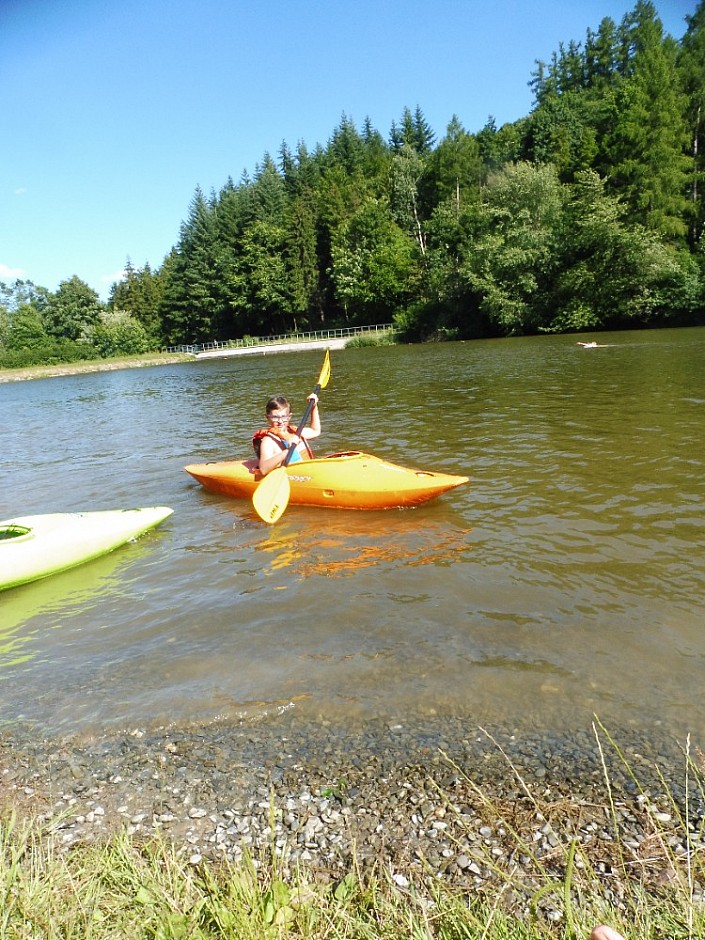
[266,396,290,415]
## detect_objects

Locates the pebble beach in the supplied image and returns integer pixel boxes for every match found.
[2,711,700,910]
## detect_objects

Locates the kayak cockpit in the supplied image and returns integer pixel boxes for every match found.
[0,524,32,542]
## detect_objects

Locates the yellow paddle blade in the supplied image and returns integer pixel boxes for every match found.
[252,467,291,524]
[318,350,331,390]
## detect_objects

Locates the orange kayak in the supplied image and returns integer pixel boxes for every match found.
[185,451,468,510]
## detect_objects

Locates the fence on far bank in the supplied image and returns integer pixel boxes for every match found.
[163,323,395,356]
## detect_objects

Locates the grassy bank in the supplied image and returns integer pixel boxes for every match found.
[2,725,703,940]
[0,330,397,384]
[0,352,192,384]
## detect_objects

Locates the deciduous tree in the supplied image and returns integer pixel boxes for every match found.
[44,276,103,341]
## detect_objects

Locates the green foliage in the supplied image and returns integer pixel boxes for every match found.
[326,114,368,175]
[108,261,164,344]
[0,339,99,369]
[0,276,158,368]
[238,219,291,331]
[88,310,151,357]
[461,162,565,334]
[138,2,705,343]
[0,278,51,314]
[345,330,397,348]
[5,304,50,349]
[550,170,698,330]
[603,8,691,239]
[330,198,419,321]
[388,143,429,255]
[160,187,226,344]
[678,1,705,243]
[44,276,103,341]
[389,105,436,154]
[284,189,321,328]
[524,92,599,180]
[426,115,482,210]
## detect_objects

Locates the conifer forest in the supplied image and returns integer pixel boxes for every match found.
[3,0,705,367]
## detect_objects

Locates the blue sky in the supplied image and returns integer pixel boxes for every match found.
[1,0,696,300]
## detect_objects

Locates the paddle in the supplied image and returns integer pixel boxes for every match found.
[252,350,331,524]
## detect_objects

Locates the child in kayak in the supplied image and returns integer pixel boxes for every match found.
[252,393,321,476]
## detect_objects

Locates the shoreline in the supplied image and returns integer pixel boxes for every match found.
[1,711,697,894]
[194,337,347,360]
[0,353,192,384]
[0,338,346,383]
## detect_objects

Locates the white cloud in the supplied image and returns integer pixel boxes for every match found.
[102,270,127,285]
[14,187,27,196]
[0,263,25,279]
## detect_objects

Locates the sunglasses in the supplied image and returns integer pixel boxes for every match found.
[267,412,291,424]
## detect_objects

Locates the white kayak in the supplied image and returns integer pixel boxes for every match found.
[0,507,174,592]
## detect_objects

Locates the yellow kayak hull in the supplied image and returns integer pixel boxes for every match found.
[185,451,468,510]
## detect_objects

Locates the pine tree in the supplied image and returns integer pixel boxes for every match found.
[425,116,481,213]
[161,187,223,343]
[361,116,389,180]
[524,92,598,180]
[678,0,705,241]
[584,17,621,87]
[389,106,435,154]
[283,144,324,327]
[252,153,286,224]
[603,1,691,239]
[109,260,164,345]
[327,114,366,175]
[285,190,321,329]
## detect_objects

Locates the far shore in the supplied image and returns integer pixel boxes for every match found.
[0,338,350,384]
[0,353,193,384]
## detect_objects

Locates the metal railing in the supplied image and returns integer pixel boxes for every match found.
[163,323,395,356]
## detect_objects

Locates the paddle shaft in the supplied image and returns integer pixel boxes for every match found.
[282,387,321,468]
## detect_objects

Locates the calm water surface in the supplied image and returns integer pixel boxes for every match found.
[1,328,703,741]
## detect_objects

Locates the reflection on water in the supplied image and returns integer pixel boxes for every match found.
[0,539,166,676]
[256,511,472,577]
[0,329,704,740]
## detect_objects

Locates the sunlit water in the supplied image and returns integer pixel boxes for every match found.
[1,327,703,741]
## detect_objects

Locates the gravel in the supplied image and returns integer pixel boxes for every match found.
[1,711,702,904]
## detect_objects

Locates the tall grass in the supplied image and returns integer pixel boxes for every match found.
[1,722,703,939]
[344,331,397,348]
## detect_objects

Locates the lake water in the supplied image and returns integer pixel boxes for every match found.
[1,327,703,743]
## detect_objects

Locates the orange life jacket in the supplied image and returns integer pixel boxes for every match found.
[252,426,314,460]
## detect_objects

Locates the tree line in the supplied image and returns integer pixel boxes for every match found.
[2,0,704,368]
